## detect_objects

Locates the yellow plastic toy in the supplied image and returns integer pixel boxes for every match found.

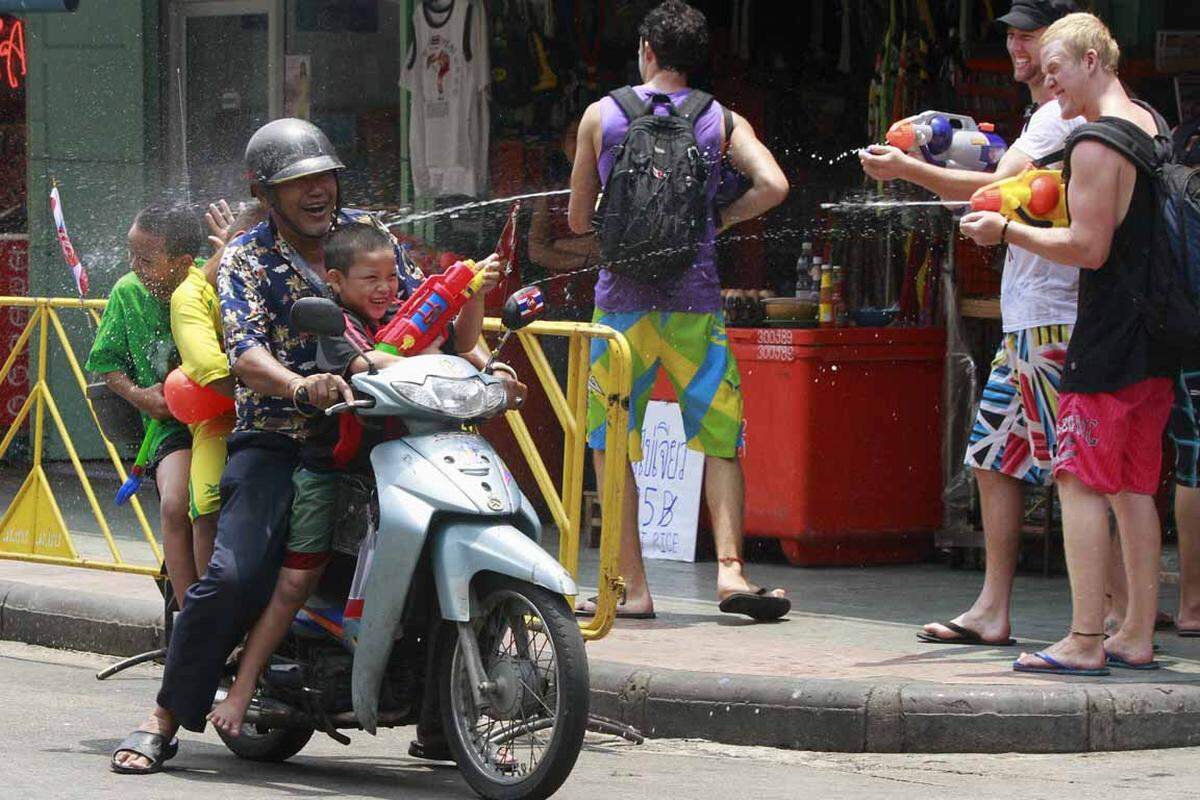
[969,169,1069,228]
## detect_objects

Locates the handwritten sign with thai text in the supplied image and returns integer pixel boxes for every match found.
[631,401,704,562]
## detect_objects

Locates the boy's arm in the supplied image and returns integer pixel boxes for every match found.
[568,102,603,235]
[171,281,234,398]
[452,254,502,352]
[960,140,1122,270]
[717,112,789,232]
[102,371,171,420]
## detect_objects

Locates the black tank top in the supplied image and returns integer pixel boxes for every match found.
[1060,127,1178,393]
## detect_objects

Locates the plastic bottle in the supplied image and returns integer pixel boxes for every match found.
[832,265,848,327]
[794,242,814,298]
[810,255,823,288]
[818,262,834,327]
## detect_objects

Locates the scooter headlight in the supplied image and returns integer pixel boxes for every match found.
[391,376,507,419]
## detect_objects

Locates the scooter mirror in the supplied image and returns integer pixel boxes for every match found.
[500,285,546,331]
[291,296,346,337]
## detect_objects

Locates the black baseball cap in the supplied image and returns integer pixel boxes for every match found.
[997,0,1078,31]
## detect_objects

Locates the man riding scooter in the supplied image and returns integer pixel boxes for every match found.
[111,118,523,774]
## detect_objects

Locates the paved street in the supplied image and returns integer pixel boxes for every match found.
[2,640,1198,800]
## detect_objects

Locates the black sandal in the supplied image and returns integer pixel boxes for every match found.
[718,588,791,621]
[110,730,179,775]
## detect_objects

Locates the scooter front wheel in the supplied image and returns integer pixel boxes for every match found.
[439,575,589,800]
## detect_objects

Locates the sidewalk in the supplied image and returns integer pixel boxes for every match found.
[3,537,1200,754]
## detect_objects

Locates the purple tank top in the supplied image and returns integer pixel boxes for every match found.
[595,86,724,313]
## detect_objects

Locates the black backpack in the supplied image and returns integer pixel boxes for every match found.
[595,87,726,284]
[1061,100,1200,349]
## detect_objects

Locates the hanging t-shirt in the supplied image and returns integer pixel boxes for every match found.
[402,0,491,198]
[1000,99,1085,333]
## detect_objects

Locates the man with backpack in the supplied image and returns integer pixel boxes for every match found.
[568,0,790,621]
[961,12,1184,674]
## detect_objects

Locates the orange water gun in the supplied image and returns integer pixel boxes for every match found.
[374,259,486,355]
[969,169,1069,228]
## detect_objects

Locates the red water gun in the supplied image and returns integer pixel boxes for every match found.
[375,259,486,355]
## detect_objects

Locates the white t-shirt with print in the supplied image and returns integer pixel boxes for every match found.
[1000,99,1085,333]
[401,0,490,198]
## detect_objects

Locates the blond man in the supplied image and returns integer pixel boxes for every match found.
[961,12,1176,674]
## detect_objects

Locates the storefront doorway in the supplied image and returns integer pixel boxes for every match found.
[167,1,283,204]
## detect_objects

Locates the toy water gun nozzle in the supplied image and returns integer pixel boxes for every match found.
[885,122,917,152]
[968,170,1068,228]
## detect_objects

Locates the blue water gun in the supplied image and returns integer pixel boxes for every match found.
[114,419,160,505]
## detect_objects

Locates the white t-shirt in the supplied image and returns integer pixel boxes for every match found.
[1000,99,1085,333]
[401,0,490,198]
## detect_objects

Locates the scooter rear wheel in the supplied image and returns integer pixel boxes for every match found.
[215,723,315,763]
[439,576,589,800]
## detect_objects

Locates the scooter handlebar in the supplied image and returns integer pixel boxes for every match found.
[324,398,377,416]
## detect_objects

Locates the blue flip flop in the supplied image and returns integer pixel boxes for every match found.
[1012,651,1111,677]
[1105,652,1162,670]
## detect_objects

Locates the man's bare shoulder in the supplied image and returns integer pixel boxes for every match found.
[579,100,604,128]
[1069,138,1125,170]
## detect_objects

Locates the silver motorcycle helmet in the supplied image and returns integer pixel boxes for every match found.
[245,118,346,187]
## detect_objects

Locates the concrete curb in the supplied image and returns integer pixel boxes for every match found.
[0,578,162,658]
[4,576,1200,753]
[588,662,1200,753]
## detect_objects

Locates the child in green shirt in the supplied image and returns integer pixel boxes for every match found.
[85,204,208,609]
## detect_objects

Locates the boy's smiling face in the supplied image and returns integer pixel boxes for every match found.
[127,223,191,301]
[327,247,399,324]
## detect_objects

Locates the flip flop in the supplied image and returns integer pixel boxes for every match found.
[1178,629,1200,638]
[574,595,656,620]
[1105,652,1162,670]
[916,621,1017,646]
[1012,651,1110,677]
[718,588,791,621]
[110,730,179,775]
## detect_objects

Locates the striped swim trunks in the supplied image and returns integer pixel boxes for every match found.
[963,324,1072,486]
[586,309,743,461]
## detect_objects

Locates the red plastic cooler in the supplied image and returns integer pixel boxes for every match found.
[726,327,945,565]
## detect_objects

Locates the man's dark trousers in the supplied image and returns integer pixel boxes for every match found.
[156,431,299,732]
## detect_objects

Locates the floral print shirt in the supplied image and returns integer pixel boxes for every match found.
[217,209,424,440]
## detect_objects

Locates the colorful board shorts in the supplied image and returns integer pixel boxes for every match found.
[1052,377,1173,496]
[1169,369,1200,488]
[586,309,743,462]
[963,324,1071,486]
[187,412,232,520]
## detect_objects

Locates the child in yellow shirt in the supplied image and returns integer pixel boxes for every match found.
[168,201,263,581]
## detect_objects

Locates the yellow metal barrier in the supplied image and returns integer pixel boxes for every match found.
[0,297,162,576]
[0,297,631,639]
[483,318,632,641]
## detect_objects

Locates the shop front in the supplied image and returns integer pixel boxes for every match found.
[12,1,1199,558]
